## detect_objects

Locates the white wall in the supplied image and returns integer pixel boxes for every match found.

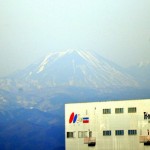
[65,99,150,150]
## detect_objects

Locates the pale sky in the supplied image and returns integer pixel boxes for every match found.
[0,0,150,77]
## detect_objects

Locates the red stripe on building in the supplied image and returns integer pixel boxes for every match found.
[83,120,89,123]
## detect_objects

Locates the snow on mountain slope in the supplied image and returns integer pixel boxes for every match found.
[12,50,138,89]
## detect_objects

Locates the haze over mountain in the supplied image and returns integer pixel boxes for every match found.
[0,50,150,150]
[126,62,150,88]
[9,50,138,89]
[0,50,150,111]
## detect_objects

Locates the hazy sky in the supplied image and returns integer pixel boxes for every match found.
[0,0,150,77]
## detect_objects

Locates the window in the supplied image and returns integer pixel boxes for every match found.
[115,108,124,114]
[128,107,136,113]
[128,130,137,135]
[115,130,124,136]
[78,131,88,138]
[67,132,75,138]
[103,130,111,136]
[103,109,111,114]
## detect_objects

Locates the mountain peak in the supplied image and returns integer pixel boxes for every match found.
[12,50,139,89]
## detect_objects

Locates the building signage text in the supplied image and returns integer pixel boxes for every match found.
[144,112,150,120]
[69,112,89,124]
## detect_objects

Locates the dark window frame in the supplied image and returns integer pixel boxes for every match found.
[67,132,75,138]
[103,109,111,114]
[103,130,111,136]
[115,108,124,114]
[115,130,124,136]
[128,107,137,113]
[128,130,137,135]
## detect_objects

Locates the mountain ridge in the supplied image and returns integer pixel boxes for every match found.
[8,50,138,89]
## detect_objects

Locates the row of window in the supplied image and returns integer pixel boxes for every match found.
[103,130,137,136]
[103,107,136,114]
[67,130,137,138]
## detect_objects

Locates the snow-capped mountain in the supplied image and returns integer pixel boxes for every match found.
[12,50,138,89]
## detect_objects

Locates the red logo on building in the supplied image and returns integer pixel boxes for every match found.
[69,112,89,124]
[69,112,78,123]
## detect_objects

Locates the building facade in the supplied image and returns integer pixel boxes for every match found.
[65,99,150,150]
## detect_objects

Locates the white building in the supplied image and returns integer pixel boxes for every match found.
[65,99,150,150]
